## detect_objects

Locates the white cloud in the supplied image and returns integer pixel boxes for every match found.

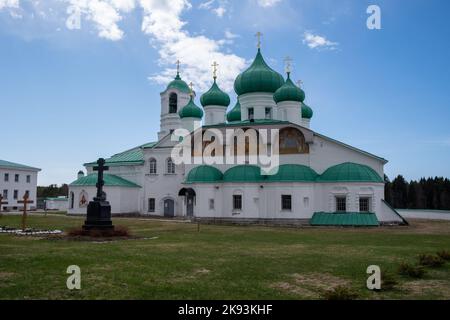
[140,0,245,92]
[213,6,226,17]
[224,29,239,39]
[198,0,214,10]
[303,32,338,50]
[0,0,19,10]
[257,0,281,8]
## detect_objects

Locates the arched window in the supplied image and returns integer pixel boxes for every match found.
[149,158,157,174]
[166,158,175,174]
[169,93,178,114]
[70,192,74,209]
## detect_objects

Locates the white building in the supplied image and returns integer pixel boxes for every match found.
[68,45,406,226]
[0,160,40,211]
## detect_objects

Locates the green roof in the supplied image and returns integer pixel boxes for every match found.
[223,165,264,182]
[226,101,242,122]
[165,73,190,93]
[310,212,379,226]
[85,142,156,167]
[45,197,68,201]
[317,162,383,183]
[0,159,40,171]
[186,165,223,183]
[234,49,285,95]
[179,97,204,119]
[301,103,313,119]
[70,173,141,188]
[266,164,318,182]
[273,74,305,103]
[200,79,230,107]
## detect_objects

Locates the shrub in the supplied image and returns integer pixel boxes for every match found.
[398,262,426,278]
[418,254,445,268]
[381,272,398,291]
[322,286,359,300]
[436,250,450,261]
[67,226,131,238]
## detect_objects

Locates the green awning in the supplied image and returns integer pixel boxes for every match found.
[310,212,379,227]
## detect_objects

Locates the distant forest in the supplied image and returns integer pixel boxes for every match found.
[385,175,450,210]
[36,176,450,211]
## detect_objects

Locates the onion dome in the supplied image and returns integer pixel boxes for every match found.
[179,97,204,119]
[186,165,223,183]
[200,79,231,107]
[166,72,190,93]
[227,101,242,122]
[301,102,314,119]
[317,162,383,183]
[273,73,305,103]
[234,49,285,95]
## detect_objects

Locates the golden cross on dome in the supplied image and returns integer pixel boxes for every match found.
[189,82,194,96]
[255,32,263,49]
[284,56,293,74]
[212,61,219,79]
[176,59,181,74]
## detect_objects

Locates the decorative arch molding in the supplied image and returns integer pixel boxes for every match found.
[279,127,309,154]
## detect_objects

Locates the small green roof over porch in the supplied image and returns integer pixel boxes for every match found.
[310,212,379,227]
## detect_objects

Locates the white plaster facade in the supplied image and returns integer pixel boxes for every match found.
[0,161,40,211]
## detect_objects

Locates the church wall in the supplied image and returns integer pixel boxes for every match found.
[204,105,227,126]
[310,135,385,177]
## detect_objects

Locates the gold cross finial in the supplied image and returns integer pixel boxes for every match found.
[189,82,194,96]
[211,61,219,80]
[176,59,181,75]
[284,56,293,74]
[255,32,263,49]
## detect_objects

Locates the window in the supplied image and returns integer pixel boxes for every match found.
[336,196,347,212]
[15,174,19,182]
[282,195,292,211]
[359,197,371,212]
[265,107,272,119]
[233,195,242,210]
[13,190,18,200]
[169,93,178,114]
[303,197,310,208]
[209,199,215,210]
[26,175,31,183]
[149,158,157,174]
[148,198,156,213]
[4,173,9,182]
[2,190,7,199]
[166,158,175,174]
[248,108,254,120]
[25,190,29,198]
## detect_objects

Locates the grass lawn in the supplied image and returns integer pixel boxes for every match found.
[0,214,449,300]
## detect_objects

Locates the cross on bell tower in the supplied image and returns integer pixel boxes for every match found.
[255,32,263,49]
[284,56,293,75]
[211,61,219,80]
[176,59,181,76]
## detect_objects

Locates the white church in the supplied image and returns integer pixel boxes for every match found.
[68,43,406,226]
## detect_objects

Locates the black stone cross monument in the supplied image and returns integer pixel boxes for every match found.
[82,158,114,231]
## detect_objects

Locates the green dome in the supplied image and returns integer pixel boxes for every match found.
[227,101,242,122]
[186,165,223,183]
[166,73,190,93]
[273,74,305,103]
[200,79,230,107]
[234,49,285,95]
[317,162,383,183]
[301,103,314,119]
[179,97,204,119]
[266,164,318,182]
[223,165,264,182]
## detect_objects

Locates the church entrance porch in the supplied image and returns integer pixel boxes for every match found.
[179,188,196,218]
[164,199,175,217]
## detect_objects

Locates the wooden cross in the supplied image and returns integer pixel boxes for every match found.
[284,56,293,74]
[176,59,181,75]
[18,192,33,231]
[255,32,263,49]
[0,194,8,215]
[211,61,219,79]
[93,158,109,200]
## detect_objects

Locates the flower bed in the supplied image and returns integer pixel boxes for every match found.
[0,226,62,236]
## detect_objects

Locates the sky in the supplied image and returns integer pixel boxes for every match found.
[0,0,449,186]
